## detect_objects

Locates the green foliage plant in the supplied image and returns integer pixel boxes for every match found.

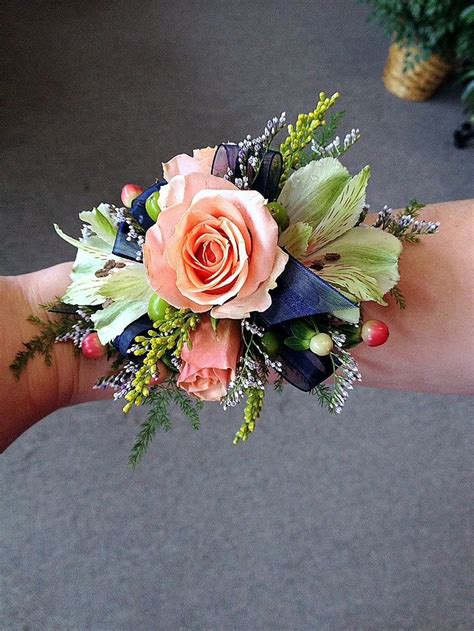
[362,0,472,67]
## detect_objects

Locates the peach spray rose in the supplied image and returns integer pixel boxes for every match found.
[177,317,241,401]
[144,161,288,319]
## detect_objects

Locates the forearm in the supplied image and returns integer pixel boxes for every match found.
[0,263,112,451]
[353,199,474,394]
[0,199,472,451]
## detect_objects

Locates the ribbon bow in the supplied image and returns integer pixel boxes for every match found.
[111,146,358,391]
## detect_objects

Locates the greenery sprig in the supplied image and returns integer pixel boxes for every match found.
[128,381,203,469]
[389,285,407,309]
[233,388,265,444]
[122,308,200,413]
[10,312,79,378]
[373,199,439,242]
[310,110,346,153]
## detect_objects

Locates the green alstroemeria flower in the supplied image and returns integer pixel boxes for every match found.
[278,158,402,322]
[55,204,154,343]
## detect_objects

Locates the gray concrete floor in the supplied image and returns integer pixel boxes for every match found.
[1,1,473,629]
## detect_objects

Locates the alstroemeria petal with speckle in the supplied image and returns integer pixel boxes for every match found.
[278,157,351,226]
[316,226,402,295]
[306,165,371,254]
[278,221,312,258]
[317,263,386,305]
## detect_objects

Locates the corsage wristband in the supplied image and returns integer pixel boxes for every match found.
[11,92,440,467]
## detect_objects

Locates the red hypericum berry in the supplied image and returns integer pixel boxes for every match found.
[121,184,144,208]
[81,332,107,359]
[361,320,390,347]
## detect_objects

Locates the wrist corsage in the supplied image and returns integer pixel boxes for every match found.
[11,92,440,466]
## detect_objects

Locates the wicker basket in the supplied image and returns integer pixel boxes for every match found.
[383,43,451,101]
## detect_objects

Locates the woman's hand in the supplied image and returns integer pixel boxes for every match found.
[0,262,112,451]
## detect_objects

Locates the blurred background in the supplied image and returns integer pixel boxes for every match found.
[1,1,472,629]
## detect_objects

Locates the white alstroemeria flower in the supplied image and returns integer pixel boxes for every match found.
[278,158,402,322]
[55,204,154,343]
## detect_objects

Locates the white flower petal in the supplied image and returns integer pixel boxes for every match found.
[278,157,351,226]
[279,222,312,258]
[307,165,371,253]
[315,226,402,294]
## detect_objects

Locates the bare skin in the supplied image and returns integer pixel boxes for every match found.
[0,200,473,452]
[353,199,474,394]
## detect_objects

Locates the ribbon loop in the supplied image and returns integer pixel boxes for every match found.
[256,256,357,328]
[112,179,166,260]
[250,149,282,201]
[211,143,282,202]
[113,315,154,358]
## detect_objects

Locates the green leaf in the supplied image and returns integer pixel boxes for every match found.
[79,204,117,244]
[462,80,474,104]
[316,226,402,295]
[278,157,351,226]
[290,320,315,340]
[460,5,474,23]
[284,336,310,351]
[210,316,219,333]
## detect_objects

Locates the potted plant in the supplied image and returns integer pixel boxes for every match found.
[453,4,474,146]
[362,0,472,101]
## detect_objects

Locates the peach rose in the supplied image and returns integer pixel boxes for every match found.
[162,146,216,181]
[177,317,241,401]
[144,171,289,319]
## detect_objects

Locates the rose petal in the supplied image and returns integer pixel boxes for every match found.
[191,189,279,297]
[211,247,289,319]
[160,173,237,211]
[162,147,216,181]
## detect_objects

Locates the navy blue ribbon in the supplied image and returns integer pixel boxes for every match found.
[253,256,357,391]
[211,144,282,202]
[256,256,356,328]
[270,330,333,392]
[112,180,166,261]
[114,315,154,358]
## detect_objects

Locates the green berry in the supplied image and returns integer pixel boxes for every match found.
[147,294,169,321]
[309,333,333,356]
[145,191,161,221]
[262,330,281,356]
